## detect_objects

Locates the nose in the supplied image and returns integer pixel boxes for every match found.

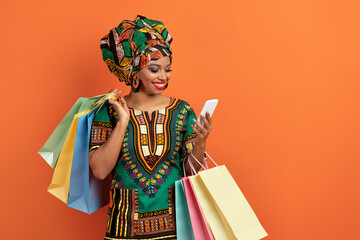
[158,69,167,81]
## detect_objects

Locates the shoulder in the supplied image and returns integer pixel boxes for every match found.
[173,98,196,116]
[172,98,191,108]
[172,98,190,108]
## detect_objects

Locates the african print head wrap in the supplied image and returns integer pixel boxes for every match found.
[100,15,173,85]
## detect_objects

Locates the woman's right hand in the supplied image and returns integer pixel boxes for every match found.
[89,89,130,180]
[108,89,130,125]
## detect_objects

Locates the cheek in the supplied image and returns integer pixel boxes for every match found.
[142,72,157,82]
[141,75,155,87]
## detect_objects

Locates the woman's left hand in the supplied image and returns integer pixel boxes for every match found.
[191,112,212,149]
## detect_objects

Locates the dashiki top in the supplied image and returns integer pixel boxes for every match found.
[89,97,197,240]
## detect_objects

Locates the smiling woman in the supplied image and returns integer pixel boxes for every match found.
[133,57,172,94]
[88,15,213,239]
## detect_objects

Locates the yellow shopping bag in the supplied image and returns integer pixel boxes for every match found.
[47,93,116,204]
[47,109,91,203]
[189,153,268,240]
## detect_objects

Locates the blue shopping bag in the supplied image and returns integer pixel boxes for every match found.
[175,179,195,240]
[67,109,110,214]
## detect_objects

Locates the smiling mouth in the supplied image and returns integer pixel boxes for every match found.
[153,82,167,90]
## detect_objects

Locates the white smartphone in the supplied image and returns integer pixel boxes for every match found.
[197,99,218,127]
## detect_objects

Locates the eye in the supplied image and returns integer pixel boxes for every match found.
[149,68,158,73]
[166,68,172,72]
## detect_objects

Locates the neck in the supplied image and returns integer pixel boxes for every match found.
[125,90,165,108]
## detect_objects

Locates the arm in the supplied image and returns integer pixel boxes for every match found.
[89,96,130,180]
[184,112,212,175]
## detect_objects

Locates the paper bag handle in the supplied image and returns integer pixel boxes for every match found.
[184,151,218,176]
[191,151,218,169]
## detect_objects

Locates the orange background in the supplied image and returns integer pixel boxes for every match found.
[1,0,359,239]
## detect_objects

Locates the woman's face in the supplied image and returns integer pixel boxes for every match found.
[134,56,172,95]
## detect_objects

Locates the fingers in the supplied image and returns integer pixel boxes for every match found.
[108,96,124,107]
[204,112,212,131]
[109,88,122,98]
[191,112,213,142]
[107,90,117,101]
[108,98,117,106]
[114,89,122,96]
[200,114,210,130]
[192,119,207,137]
[208,112,213,126]
[119,96,129,111]
[199,112,212,130]
[193,118,206,131]
[107,88,124,105]
[191,122,204,138]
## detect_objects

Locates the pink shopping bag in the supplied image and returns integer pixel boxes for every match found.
[183,177,214,240]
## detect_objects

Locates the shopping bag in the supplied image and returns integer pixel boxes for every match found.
[175,179,195,240]
[38,98,89,168]
[38,95,109,168]
[67,109,110,214]
[189,154,268,240]
[47,94,116,204]
[47,109,91,203]
[183,177,214,240]
[190,174,234,239]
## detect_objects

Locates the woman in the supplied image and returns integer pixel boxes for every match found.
[89,15,212,239]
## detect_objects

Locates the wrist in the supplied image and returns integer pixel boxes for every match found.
[194,142,206,150]
[115,119,129,130]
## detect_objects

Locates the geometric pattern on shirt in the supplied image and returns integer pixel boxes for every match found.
[105,187,176,239]
[129,98,180,174]
[89,124,113,151]
[109,99,196,198]
[135,187,175,236]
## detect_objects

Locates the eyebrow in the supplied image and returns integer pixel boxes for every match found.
[148,63,172,67]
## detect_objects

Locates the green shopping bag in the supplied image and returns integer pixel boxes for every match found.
[175,179,195,240]
[38,95,108,168]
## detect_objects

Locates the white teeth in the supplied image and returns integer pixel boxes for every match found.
[154,83,165,87]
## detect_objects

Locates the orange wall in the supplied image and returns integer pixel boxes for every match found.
[1,0,360,239]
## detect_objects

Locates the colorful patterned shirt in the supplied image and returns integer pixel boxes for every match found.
[89,97,197,239]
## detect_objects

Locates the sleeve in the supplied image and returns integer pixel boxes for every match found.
[180,104,197,162]
[179,103,208,170]
[89,102,115,152]
[181,107,197,160]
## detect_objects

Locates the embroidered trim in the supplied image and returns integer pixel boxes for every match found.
[185,132,196,142]
[93,120,113,128]
[138,209,169,218]
[129,99,180,174]
[89,145,100,151]
[90,126,113,147]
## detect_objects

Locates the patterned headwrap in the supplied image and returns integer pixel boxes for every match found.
[100,15,173,85]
